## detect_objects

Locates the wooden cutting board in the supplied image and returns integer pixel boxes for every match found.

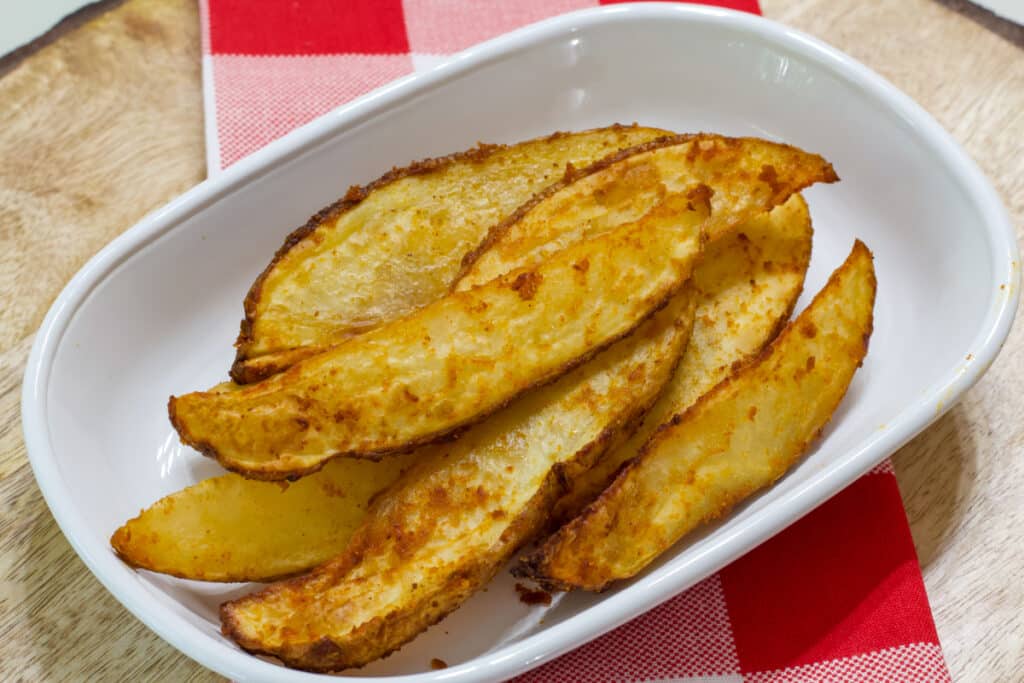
[0,0,1020,680]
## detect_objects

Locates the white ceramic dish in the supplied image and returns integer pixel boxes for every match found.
[22,4,1018,681]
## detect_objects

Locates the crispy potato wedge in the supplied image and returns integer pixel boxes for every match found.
[232,125,672,383]
[459,134,836,288]
[221,288,697,672]
[236,132,836,383]
[113,197,809,583]
[110,454,415,582]
[552,193,812,521]
[170,191,709,479]
[520,241,875,591]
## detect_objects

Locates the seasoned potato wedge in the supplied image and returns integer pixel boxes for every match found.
[110,454,415,582]
[459,134,836,288]
[552,193,812,521]
[221,289,697,672]
[113,197,809,583]
[236,132,836,383]
[232,125,671,383]
[521,241,875,591]
[170,191,709,479]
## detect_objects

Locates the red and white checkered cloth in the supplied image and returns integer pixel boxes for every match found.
[198,2,950,680]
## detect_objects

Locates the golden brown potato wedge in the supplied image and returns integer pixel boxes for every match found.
[459,134,836,288]
[232,125,672,383]
[110,454,415,582]
[113,196,810,583]
[520,241,875,591]
[236,132,837,383]
[552,193,813,521]
[170,191,709,479]
[220,288,697,672]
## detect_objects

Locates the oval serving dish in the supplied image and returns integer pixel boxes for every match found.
[22,4,1018,681]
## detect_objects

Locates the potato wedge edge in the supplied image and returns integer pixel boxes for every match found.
[219,289,698,671]
[110,454,415,582]
[114,195,811,583]
[458,134,836,289]
[520,240,876,592]
[552,193,814,522]
[170,191,709,479]
[233,125,673,383]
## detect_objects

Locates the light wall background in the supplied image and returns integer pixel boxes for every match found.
[1,0,94,57]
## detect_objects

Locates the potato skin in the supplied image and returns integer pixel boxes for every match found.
[170,191,710,479]
[232,125,674,383]
[220,289,698,671]
[162,131,845,671]
[551,193,813,523]
[458,133,836,289]
[114,195,811,584]
[235,130,838,384]
[519,241,876,592]
[174,135,837,481]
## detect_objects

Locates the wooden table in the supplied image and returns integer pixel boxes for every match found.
[0,1,1020,679]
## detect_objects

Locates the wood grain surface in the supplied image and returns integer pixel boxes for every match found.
[0,0,1020,680]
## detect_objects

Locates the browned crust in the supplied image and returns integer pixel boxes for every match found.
[517,240,875,592]
[217,428,606,670]
[544,299,701,532]
[177,186,713,481]
[218,296,695,669]
[536,193,813,528]
[775,194,814,331]
[181,136,832,479]
[231,123,661,383]
[454,133,838,285]
[716,192,816,374]
[231,142,503,381]
[233,131,837,384]
[221,486,559,671]
[230,346,329,385]
[176,274,689,482]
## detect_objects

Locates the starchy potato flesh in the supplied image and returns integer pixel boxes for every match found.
[232,125,672,383]
[170,191,709,479]
[521,241,875,591]
[459,134,836,288]
[220,289,697,672]
[552,194,812,522]
[110,454,415,582]
[114,197,809,584]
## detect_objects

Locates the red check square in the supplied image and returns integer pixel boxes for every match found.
[208,0,410,55]
[721,473,940,674]
[212,53,414,167]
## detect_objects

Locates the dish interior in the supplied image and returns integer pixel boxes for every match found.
[39,8,1010,679]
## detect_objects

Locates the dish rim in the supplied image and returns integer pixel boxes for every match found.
[20,3,1019,681]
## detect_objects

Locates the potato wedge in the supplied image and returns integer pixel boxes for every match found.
[232,125,672,383]
[552,193,812,521]
[110,454,415,582]
[236,132,837,383]
[220,288,697,672]
[170,191,709,479]
[458,134,836,288]
[520,241,875,591]
[113,197,809,583]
